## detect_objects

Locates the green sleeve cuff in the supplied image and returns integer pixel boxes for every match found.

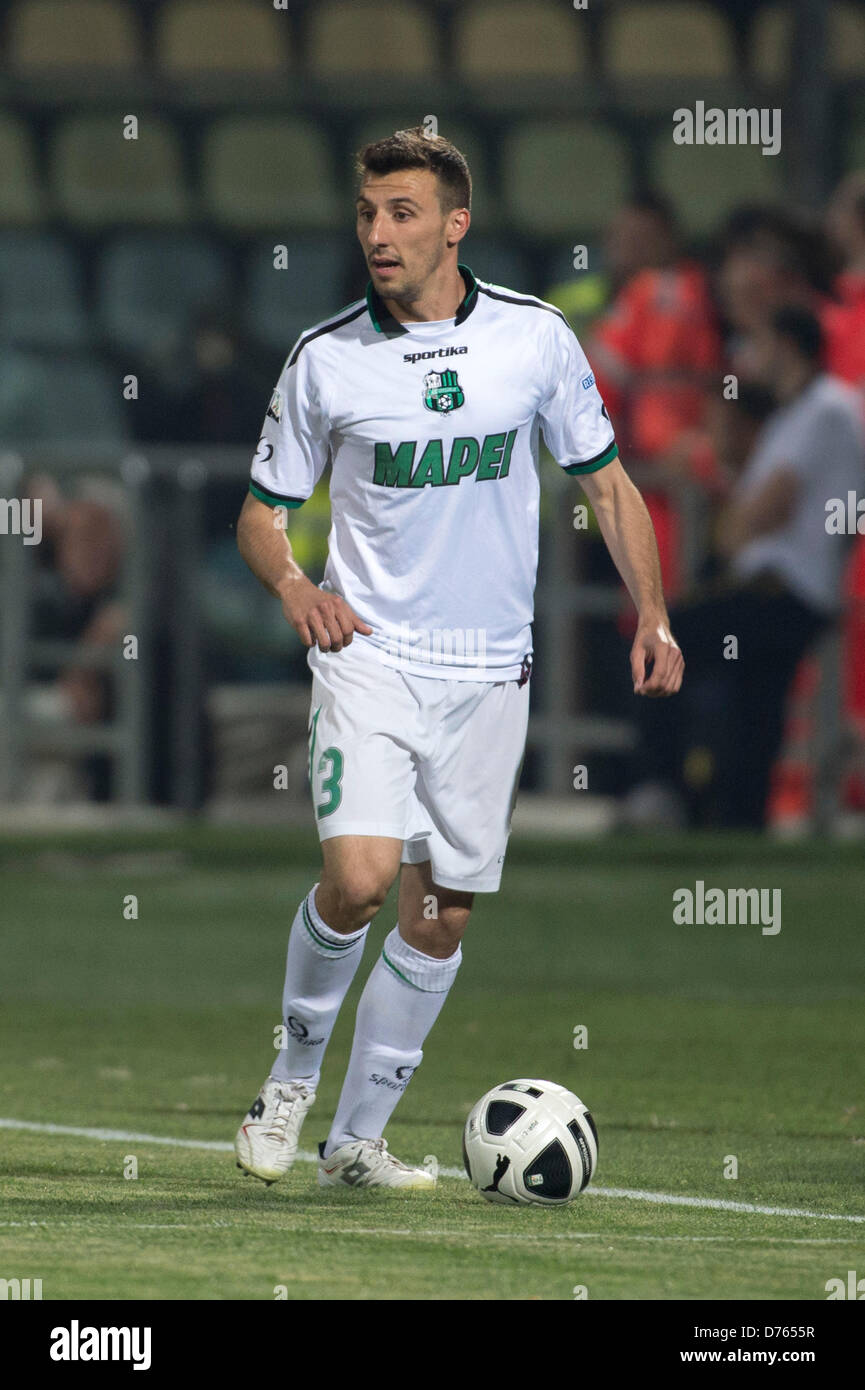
[562,441,619,476]
[249,480,306,509]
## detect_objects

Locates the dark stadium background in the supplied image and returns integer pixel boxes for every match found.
[1,0,863,832]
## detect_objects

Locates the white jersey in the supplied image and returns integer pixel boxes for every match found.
[249,264,618,680]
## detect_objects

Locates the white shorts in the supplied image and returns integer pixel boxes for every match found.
[305,637,530,893]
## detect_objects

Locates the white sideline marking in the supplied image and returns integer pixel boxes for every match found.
[0,1117,235,1152]
[2,1117,864,1225]
[584,1186,865,1223]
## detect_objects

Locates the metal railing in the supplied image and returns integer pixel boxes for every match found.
[0,445,843,826]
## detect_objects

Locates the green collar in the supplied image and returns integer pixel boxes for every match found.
[365,263,479,337]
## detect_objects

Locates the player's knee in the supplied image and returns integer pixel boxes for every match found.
[404,906,470,957]
[329,873,392,928]
[442,904,472,938]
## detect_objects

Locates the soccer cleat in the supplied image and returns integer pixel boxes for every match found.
[317,1137,435,1190]
[234,1077,316,1184]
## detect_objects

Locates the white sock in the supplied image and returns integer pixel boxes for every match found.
[324,925,462,1155]
[270,883,369,1090]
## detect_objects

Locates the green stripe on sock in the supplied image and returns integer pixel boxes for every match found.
[302,897,357,952]
[381,947,436,991]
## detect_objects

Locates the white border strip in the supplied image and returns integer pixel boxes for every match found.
[2,1118,863,1224]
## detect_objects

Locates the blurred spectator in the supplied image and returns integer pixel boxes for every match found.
[659,206,836,504]
[547,192,692,340]
[697,382,776,580]
[587,194,721,465]
[26,477,129,799]
[824,171,865,805]
[823,171,865,397]
[577,193,722,601]
[604,192,685,293]
[709,381,776,482]
[166,308,271,452]
[622,307,865,829]
[717,205,833,380]
[131,307,277,542]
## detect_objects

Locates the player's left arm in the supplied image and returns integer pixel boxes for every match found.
[578,458,684,697]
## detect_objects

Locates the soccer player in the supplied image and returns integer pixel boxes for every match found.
[234,129,683,1190]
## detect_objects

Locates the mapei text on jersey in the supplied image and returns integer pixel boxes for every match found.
[373,430,518,489]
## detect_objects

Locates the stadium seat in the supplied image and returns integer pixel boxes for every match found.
[651,133,784,236]
[6,0,139,72]
[502,121,630,238]
[203,117,339,231]
[748,8,788,84]
[156,0,288,76]
[828,1,865,75]
[351,118,497,231]
[243,236,348,355]
[52,115,190,227]
[751,2,865,82]
[0,349,128,445]
[604,1,735,79]
[98,233,233,359]
[0,117,46,225]
[455,0,588,79]
[0,232,89,350]
[307,1,437,77]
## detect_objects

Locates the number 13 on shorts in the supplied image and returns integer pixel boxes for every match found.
[308,704,344,819]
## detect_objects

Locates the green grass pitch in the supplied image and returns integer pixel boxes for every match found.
[1,827,863,1301]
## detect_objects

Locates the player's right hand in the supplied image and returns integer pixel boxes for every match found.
[279,576,373,653]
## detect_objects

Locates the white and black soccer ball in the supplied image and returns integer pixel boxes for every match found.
[463,1078,598,1206]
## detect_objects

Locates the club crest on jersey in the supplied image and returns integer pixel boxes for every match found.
[423,369,464,415]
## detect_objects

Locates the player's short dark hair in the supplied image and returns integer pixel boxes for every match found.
[355,127,472,216]
[770,304,824,362]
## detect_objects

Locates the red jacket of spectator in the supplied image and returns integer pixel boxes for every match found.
[823,271,865,398]
[589,263,722,459]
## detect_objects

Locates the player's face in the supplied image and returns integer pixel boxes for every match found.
[356,169,456,303]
